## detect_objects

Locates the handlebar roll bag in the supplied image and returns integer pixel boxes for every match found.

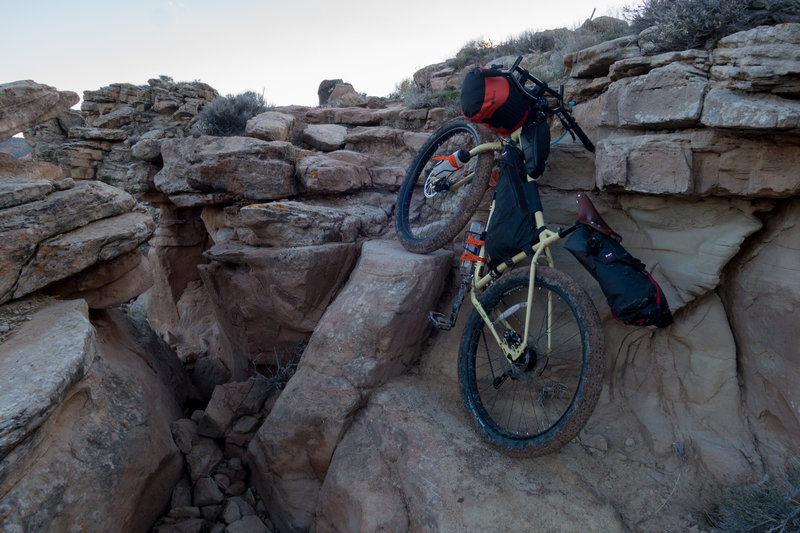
[564,224,674,328]
[461,67,530,136]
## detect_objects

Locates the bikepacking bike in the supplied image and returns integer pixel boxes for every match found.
[395,56,673,457]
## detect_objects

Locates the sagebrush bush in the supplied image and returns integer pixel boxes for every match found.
[197,90,267,136]
[625,0,800,52]
[706,458,800,532]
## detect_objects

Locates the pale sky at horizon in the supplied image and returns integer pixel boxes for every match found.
[5,0,628,107]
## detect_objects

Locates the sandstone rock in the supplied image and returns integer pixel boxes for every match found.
[600,63,709,129]
[194,477,225,507]
[607,294,759,480]
[609,49,710,80]
[155,136,298,202]
[615,195,763,309]
[723,198,800,460]
[238,199,390,247]
[12,209,154,299]
[327,83,367,107]
[701,88,800,130]
[315,377,626,533]
[245,111,296,142]
[48,249,153,309]
[0,174,54,209]
[305,105,402,126]
[296,150,373,193]
[186,437,225,483]
[0,300,95,457]
[0,306,186,532]
[0,180,143,303]
[596,130,800,197]
[711,24,800,96]
[247,239,452,532]
[197,380,271,439]
[0,152,64,182]
[0,80,79,142]
[301,124,347,152]
[568,35,641,78]
[537,141,597,191]
[199,242,360,379]
[596,133,694,194]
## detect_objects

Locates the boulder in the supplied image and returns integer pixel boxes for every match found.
[245,111,296,142]
[0,179,149,304]
[154,136,298,203]
[327,84,367,107]
[0,303,186,532]
[247,239,452,532]
[238,199,390,247]
[0,80,79,143]
[301,124,347,152]
[13,209,154,299]
[296,150,373,193]
[600,62,709,129]
[199,241,361,379]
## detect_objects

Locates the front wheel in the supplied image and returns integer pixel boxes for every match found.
[458,267,605,457]
[396,119,494,254]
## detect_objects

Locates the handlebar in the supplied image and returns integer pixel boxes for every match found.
[477,56,595,153]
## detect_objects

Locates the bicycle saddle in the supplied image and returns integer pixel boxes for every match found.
[576,192,622,242]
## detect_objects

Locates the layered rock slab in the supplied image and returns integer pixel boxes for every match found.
[0,303,187,532]
[247,239,452,532]
[316,377,626,533]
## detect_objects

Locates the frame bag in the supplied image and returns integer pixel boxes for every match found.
[564,224,674,328]
[484,144,542,270]
[461,67,531,137]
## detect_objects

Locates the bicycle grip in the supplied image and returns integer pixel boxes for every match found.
[572,122,595,152]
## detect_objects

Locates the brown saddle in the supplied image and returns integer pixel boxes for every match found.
[576,192,622,242]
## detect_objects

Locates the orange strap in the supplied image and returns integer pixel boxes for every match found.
[460,251,485,263]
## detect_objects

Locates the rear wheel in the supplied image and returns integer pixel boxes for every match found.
[458,267,605,456]
[396,119,494,254]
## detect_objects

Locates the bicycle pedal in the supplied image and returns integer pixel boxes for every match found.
[427,311,453,331]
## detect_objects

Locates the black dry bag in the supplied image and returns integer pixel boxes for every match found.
[565,224,674,328]
[484,144,543,270]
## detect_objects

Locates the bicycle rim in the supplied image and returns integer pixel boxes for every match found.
[459,268,604,456]
[396,120,491,254]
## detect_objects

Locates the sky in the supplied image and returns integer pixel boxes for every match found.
[4,0,629,107]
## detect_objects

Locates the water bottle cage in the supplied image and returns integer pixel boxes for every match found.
[460,233,486,263]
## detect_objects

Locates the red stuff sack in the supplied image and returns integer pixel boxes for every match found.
[461,67,531,137]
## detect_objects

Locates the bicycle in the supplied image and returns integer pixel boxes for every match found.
[395,56,609,456]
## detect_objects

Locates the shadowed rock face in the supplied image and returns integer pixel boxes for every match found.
[2,20,800,533]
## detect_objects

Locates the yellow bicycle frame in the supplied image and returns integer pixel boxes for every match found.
[462,129,562,365]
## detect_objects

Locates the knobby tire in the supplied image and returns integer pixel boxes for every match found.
[396,119,494,254]
[458,267,605,457]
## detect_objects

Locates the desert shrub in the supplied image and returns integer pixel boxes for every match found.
[625,0,800,52]
[197,90,267,136]
[706,458,800,532]
[251,342,305,392]
[391,79,461,115]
